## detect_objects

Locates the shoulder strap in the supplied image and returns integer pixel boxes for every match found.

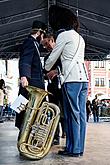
[34,41,44,69]
[34,41,40,57]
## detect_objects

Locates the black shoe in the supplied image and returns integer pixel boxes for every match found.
[80,152,83,156]
[61,132,66,138]
[52,138,60,146]
[68,153,80,157]
[58,150,69,156]
[0,119,4,123]
[53,140,60,145]
[58,150,80,157]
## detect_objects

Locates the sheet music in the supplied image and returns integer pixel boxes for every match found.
[10,94,29,113]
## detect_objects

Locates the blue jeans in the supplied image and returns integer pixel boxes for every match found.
[62,82,88,154]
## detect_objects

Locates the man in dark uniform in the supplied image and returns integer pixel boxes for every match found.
[42,34,66,143]
[15,20,47,130]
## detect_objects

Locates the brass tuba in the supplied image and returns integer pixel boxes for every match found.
[17,86,60,160]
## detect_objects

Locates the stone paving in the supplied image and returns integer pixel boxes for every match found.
[0,121,110,165]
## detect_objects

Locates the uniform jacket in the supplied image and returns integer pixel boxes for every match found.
[45,30,88,83]
[19,35,44,89]
[16,35,45,129]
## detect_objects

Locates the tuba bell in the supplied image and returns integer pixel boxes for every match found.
[17,86,60,160]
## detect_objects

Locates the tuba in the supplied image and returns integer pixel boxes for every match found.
[17,86,60,160]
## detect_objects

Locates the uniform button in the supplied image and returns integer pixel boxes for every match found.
[77,62,78,64]
[80,71,81,73]
[80,78,82,80]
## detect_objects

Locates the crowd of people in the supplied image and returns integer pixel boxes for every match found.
[86,95,109,123]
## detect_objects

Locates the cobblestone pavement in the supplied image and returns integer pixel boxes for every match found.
[0,121,110,165]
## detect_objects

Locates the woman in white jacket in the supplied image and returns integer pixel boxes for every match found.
[45,5,88,157]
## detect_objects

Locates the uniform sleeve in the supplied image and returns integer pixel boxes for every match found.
[19,39,35,78]
[45,33,66,71]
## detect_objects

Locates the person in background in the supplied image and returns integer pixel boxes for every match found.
[42,34,66,144]
[15,20,47,130]
[45,5,88,157]
[92,95,99,122]
[86,99,92,122]
[0,79,5,123]
[100,100,107,117]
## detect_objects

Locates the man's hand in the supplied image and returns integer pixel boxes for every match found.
[46,69,58,80]
[20,77,28,87]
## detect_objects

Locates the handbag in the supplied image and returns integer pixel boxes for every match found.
[58,35,81,85]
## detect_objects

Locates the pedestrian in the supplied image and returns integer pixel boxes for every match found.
[45,5,88,157]
[15,20,47,130]
[0,79,5,123]
[92,95,99,122]
[100,100,107,117]
[86,99,91,122]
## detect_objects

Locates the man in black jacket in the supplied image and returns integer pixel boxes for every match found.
[42,34,66,144]
[15,20,47,130]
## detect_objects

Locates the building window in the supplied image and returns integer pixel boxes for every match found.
[94,61,105,68]
[100,61,105,68]
[95,78,99,86]
[100,78,105,86]
[94,61,99,68]
[95,78,105,87]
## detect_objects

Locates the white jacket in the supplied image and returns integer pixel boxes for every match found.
[45,30,88,83]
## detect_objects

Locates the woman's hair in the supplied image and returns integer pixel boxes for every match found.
[49,5,80,32]
[72,15,80,32]
[0,79,5,89]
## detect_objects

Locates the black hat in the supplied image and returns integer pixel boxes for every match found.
[49,5,79,31]
[32,20,47,33]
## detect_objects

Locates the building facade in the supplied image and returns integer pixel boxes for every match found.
[85,60,110,100]
[1,59,110,104]
[0,59,19,104]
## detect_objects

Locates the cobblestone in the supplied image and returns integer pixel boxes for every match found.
[0,121,110,165]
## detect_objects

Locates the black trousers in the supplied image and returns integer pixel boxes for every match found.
[47,81,65,138]
[15,86,29,130]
